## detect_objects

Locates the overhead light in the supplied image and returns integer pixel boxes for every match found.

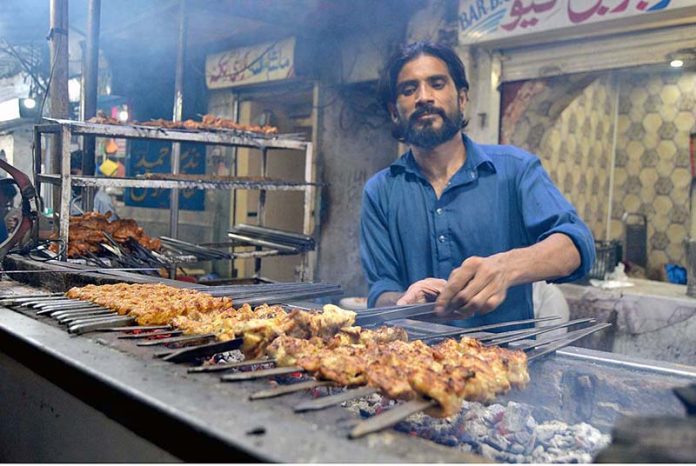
[670,59,684,68]
[118,109,129,122]
[68,78,81,102]
[22,98,36,109]
[0,98,39,121]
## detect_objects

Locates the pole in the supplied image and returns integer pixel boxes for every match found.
[81,0,101,212]
[169,0,187,240]
[82,0,100,175]
[49,0,69,221]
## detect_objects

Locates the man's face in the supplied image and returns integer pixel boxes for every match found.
[391,54,467,149]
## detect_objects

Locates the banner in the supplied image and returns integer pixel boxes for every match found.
[205,37,295,89]
[459,0,687,45]
[125,141,205,211]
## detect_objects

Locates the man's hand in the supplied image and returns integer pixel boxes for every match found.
[434,255,510,317]
[396,278,447,305]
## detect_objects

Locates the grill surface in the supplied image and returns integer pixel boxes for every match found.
[1,281,694,462]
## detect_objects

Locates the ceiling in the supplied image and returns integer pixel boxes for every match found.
[0,0,417,50]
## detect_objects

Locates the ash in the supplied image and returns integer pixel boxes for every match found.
[345,397,610,463]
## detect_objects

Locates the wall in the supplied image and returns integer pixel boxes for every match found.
[611,69,696,277]
[315,84,397,296]
[501,74,617,242]
[0,124,34,179]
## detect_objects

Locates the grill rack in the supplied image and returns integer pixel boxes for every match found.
[1,285,611,440]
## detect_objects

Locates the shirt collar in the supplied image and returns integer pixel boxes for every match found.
[389,133,496,178]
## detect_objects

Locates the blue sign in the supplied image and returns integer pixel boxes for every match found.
[125,140,205,211]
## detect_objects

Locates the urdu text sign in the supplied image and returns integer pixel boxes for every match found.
[459,0,684,45]
[205,37,295,89]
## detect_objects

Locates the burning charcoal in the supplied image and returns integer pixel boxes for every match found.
[509,443,525,455]
[535,420,568,444]
[440,434,460,447]
[479,443,501,460]
[482,403,506,424]
[500,401,534,433]
[485,433,511,451]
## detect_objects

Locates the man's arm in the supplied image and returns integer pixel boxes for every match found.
[360,182,406,307]
[434,232,579,316]
[435,153,593,317]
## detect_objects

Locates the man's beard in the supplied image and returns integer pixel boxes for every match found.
[395,104,463,149]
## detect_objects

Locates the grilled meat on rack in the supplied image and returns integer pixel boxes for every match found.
[66,283,233,325]
[66,282,529,417]
[265,335,528,417]
[51,212,161,258]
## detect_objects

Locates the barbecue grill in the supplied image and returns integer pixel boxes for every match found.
[0,281,694,462]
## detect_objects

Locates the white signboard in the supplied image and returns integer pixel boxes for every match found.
[459,0,691,45]
[206,37,295,89]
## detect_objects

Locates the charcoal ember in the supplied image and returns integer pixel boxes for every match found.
[509,443,525,455]
[480,443,501,460]
[482,403,506,424]
[214,349,244,364]
[500,401,534,433]
[440,434,460,447]
[572,422,607,450]
[535,420,568,444]
[485,433,511,451]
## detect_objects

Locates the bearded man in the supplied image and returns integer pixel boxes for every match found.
[359,41,595,328]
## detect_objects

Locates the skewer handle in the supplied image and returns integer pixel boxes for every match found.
[349,399,437,439]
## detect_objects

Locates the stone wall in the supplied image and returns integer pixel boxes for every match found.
[612,70,696,277]
[501,74,616,242]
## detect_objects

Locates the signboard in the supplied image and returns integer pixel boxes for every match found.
[125,141,205,211]
[459,0,687,45]
[205,37,295,89]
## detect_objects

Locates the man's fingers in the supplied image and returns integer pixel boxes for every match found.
[448,271,492,311]
[434,267,475,315]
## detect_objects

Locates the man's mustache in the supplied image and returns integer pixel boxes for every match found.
[410,104,447,123]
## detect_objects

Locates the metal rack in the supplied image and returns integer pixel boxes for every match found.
[33,118,318,280]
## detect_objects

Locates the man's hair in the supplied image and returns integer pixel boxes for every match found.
[377,41,470,115]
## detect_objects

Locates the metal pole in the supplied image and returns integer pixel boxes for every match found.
[82,0,100,174]
[254,147,268,277]
[169,0,187,239]
[49,0,69,221]
[81,0,100,212]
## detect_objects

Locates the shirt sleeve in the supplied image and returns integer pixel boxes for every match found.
[517,155,595,282]
[360,181,406,307]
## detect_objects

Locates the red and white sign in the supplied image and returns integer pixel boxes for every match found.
[459,0,690,44]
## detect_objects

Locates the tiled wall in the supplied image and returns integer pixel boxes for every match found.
[612,71,696,275]
[501,74,616,243]
[502,70,696,278]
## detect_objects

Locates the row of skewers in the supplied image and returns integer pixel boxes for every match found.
[1,283,610,438]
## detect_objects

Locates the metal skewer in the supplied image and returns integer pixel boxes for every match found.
[187,357,274,373]
[250,380,333,400]
[349,399,437,439]
[220,366,303,382]
[68,316,136,334]
[294,386,380,412]
[482,317,596,346]
[161,338,244,362]
[118,330,183,339]
[346,321,612,438]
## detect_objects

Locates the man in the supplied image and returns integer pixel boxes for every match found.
[360,41,594,327]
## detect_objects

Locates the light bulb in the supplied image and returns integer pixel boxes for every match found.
[670,59,684,68]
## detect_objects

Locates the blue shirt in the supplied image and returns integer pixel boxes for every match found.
[360,134,595,328]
